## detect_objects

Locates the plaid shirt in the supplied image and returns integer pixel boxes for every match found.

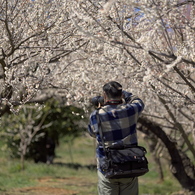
[88,91,145,172]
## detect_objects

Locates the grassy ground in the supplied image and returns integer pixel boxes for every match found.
[0,134,182,195]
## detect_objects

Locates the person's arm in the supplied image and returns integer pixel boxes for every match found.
[88,110,98,138]
[122,90,133,103]
[123,90,145,112]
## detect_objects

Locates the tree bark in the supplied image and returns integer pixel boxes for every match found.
[138,117,195,192]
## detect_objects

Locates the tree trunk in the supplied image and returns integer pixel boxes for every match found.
[21,152,25,170]
[138,117,195,192]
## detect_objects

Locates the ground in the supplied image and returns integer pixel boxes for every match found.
[4,176,95,195]
[3,177,194,195]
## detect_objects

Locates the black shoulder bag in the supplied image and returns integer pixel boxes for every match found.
[96,111,149,179]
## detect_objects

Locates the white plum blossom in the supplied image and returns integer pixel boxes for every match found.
[0,0,194,145]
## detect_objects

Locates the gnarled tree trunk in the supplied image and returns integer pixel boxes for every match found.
[138,117,195,192]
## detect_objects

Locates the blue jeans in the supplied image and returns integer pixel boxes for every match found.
[97,171,138,195]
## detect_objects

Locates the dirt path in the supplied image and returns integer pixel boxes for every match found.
[13,186,77,195]
[2,176,193,195]
[6,176,95,195]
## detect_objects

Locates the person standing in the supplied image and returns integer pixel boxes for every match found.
[88,81,145,195]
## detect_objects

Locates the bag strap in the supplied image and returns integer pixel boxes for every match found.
[96,110,107,152]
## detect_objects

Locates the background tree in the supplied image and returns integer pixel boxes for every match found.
[0,0,194,191]
[0,104,51,169]
[0,0,87,115]
[0,99,86,169]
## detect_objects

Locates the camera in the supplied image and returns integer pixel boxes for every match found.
[90,96,104,108]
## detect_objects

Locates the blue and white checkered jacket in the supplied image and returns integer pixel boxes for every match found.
[88,91,145,172]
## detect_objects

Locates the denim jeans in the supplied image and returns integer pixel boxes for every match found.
[97,171,138,195]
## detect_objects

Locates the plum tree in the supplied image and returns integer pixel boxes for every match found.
[0,0,194,191]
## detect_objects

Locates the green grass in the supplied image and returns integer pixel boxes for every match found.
[0,135,182,195]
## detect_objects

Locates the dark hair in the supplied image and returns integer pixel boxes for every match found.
[103,81,122,99]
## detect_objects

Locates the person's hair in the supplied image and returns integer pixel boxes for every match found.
[103,81,122,99]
